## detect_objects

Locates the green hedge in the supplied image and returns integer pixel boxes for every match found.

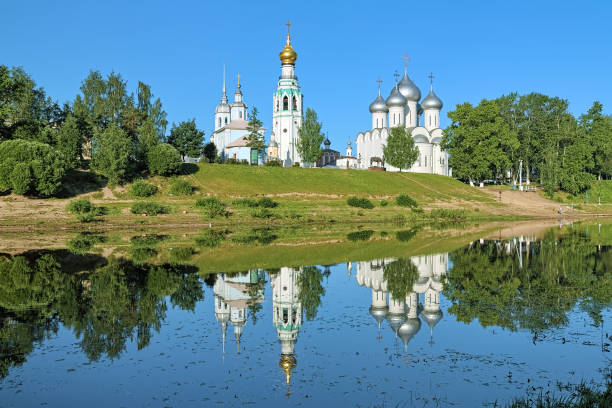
[347,197,374,209]
[131,202,169,216]
[130,180,158,197]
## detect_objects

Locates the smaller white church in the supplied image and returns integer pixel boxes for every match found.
[356,64,450,176]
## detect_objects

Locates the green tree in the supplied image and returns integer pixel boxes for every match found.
[245,107,265,153]
[90,123,132,185]
[297,266,325,321]
[167,119,204,161]
[580,101,612,179]
[442,100,519,185]
[56,114,82,169]
[147,143,182,176]
[382,126,419,171]
[0,139,66,196]
[296,108,324,167]
[203,142,217,163]
[383,258,419,300]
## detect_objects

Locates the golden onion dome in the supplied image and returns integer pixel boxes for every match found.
[279,354,297,384]
[279,33,297,65]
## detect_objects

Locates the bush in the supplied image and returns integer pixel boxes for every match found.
[169,247,194,264]
[90,124,131,185]
[396,194,418,208]
[265,160,282,167]
[347,197,374,209]
[429,208,466,222]
[195,229,226,248]
[169,178,194,196]
[347,230,375,241]
[292,162,300,167]
[10,163,32,195]
[130,201,169,216]
[379,199,388,207]
[251,208,273,218]
[0,139,67,196]
[67,198,94,214]
[257,197,278,208]
[67,233,105,254]
[195,196,228,218]
[147,143,182,176]
[130,180,158,197]
[240,159,249,165]
[396,229,418,242]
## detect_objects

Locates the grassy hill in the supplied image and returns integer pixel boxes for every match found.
[181,163,493,203]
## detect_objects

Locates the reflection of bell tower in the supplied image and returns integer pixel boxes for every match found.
[214,295,230,354]
[270,267,302,384]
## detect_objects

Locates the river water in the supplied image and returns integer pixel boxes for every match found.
[0,222,610,407]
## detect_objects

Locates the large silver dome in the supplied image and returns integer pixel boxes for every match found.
[386,85,407,107]
[398,72,421,102]
[386,313,406,335]
[369,94,389,113]
[398,317,422,348]
[420,309,443,329]
[421,90,443,110]
[215,102,230,114]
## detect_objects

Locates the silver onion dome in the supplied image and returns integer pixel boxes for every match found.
[369,305,389,324]
[369,94,389,113]
[215,102,230,114]
[398,317,422,349]
[386,313,406,335]
[386,85,407,107]
[421,90,443,110]
[420,309,443,330]
[398,72,421,102]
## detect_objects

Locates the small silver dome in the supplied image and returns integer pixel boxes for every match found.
[421,309,443,330]
[215,102,230,114]
[398,317,422,348]
[421,90,443,110]
[369,305,388,324]
[386,313,406,335]
[369,94,389,113]
[215,311,230,323]
[268,139,278,148]
[398,72,421,102]
[386,85,407,107]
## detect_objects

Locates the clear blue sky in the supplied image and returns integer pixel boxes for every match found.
[3,0,611,149]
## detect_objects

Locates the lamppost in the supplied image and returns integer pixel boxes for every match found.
[518,160,523,191]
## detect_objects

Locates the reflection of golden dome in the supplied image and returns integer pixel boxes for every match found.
[279,354,297,384]
[279,32,297,65]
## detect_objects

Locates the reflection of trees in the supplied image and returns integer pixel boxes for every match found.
[297,266,325,321]
[444,230,612,333]
[0,249,203,378]
[382,258,419,300]
[246,276,266,325]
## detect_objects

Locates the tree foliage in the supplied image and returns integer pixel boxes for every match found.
[147,143,181,176]
[167,119,204,161]
[90,124,132,185]
[245,107,265,152]
[383,126,419,171]
[296,108,324,167]
[297,266,326,321]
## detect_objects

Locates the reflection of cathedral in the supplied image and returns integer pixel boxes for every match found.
[354,254,448,350]
[214,270,265,353]
[213,267,303,385]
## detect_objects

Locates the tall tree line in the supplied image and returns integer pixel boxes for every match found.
[442,93,612,195]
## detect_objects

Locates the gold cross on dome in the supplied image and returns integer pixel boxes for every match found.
[285,20,291,33]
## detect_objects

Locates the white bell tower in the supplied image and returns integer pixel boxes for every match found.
[273,21,303,166]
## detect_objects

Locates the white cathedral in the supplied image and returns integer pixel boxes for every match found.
[356,65,450,176]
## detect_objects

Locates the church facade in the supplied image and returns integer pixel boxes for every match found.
[356,66,450,175]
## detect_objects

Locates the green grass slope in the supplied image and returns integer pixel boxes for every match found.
[183,163,493,204]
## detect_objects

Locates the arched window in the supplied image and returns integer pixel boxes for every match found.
[292,96,297,111]
[224,117,228,124]
[239,111,242,119]
[276,99,279,112]
[429,115,431,126]
[283,96,288,110]
[218,118,221,127]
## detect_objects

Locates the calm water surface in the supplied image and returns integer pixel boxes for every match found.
[0,224,610,407]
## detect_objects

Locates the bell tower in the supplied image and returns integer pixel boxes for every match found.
[273,21,303,166]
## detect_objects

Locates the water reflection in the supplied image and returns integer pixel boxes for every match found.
[354,254,448,349]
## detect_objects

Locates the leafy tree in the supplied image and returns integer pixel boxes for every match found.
[90,123,132,185]
[56,114,82,169]
[296,108,324,167]
[10,162,32,194]
[147,143,181,176]
[245,107,265,153]
[383,258,419,300]
[580,101,612,179]
[203,142,217,163]
[383,126,419,171]
[442,100,519,185]
[0,139,66,195]
[167,119,204,161]
[297,266,325,321]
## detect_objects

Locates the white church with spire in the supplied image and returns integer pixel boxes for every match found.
[356,57,450,175]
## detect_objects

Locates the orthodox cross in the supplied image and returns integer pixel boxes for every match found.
[402,52,411,70]
[237,73,241,87]
[428,72,435,89]
[286,20,291,34]
[376,77,383,95]
[393,70,399,83]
